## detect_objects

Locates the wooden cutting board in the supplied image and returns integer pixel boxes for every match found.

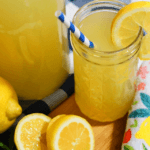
[48,93,128,150]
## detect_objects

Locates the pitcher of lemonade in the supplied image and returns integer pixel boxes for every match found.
[0,0,68,100]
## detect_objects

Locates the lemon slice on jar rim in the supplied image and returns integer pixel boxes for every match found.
[111,1,150,60]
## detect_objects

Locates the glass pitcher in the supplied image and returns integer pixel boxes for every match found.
[0,0,68,100]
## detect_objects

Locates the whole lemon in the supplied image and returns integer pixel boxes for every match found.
[0,76,22,133]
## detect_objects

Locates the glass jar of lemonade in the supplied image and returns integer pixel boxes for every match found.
[71,0,143,122]
[0,0,68,100]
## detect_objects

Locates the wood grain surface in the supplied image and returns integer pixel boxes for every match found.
[48,93,128,150]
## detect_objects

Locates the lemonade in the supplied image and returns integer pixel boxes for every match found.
[0,0,68,100]
[71,0,143,122]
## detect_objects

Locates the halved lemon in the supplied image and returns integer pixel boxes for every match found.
[14,113,51,150]
[111,1,150,60]
[46,115,94,150]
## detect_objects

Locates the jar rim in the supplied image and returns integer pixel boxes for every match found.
[71,0,143,56]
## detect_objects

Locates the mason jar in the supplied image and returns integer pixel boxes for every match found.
[71,0,143,122]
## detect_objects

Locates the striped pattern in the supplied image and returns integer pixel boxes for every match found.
[55,10,94,48]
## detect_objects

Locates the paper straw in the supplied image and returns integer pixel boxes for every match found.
[55,10,94,48]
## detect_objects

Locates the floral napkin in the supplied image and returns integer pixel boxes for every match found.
[122,60,150,150]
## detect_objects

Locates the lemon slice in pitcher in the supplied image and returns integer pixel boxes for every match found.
[111,1,150,60]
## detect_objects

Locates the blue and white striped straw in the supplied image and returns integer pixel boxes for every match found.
[55,10,94,48]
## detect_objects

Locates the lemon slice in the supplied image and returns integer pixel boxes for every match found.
[14,113,51,150]
[46,115,95,150]
[111,1,150,60]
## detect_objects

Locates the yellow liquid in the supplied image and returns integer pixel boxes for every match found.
[73,11,138,122]
[0,0,68,100]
